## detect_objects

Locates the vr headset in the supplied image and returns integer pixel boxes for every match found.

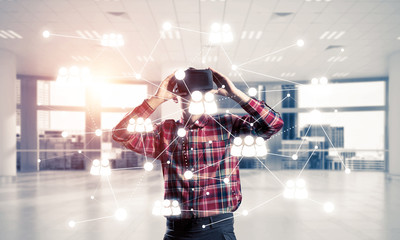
[174,68,214,94]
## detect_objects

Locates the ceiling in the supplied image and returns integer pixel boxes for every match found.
[1,0,400,83]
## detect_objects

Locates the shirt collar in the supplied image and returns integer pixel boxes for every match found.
[180,114,210,129]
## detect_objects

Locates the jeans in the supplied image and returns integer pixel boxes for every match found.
[163,213,237,240]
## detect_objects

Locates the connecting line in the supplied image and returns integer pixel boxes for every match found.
[307,197,324,206]
[202,213,240,228]
[49,33,100,41]
[111,167,144,171]
[193,156,232,174]
[238,67,304,86]
[115,47,138,74]
[74,215,114,224]
[247,192,283,213]
[151,136,179,164]
[106,175,119,209]
[295,124,311,155]
[139,36,162,74]
[238,43,297,67]
[227,156,244,178]
[207,115,236,138]
[140,133,149,163]
[253,96,288,123]
[200,44,213,67]
[255,157,285,187]
[296,147,318,179]
[320,125,347,168]
[220,45,250,89]
[266,152,293,158]
[91,177,103,198]
[259,88,299,93]
[37,152,77,162]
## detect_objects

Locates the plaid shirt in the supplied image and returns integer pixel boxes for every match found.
[112,98,283,218]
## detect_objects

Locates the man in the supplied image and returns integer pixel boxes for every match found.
[112,68,283,240]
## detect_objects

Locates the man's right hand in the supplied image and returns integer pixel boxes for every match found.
[147,72,178,109]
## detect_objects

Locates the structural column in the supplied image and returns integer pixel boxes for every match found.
[388,51,400,177]
[0,49,17,181]
[84,88,101,170]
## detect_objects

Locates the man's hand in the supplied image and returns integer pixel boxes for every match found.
[209,68,238,97]
[148,72,179,109]
[209,68,251,105]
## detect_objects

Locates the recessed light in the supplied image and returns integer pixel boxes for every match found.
[0,30,23,39]
[397,36,400,40]
[327,56,347,62]
[265,56,283,62]
[76,30,101,39]
[320,31,345,40]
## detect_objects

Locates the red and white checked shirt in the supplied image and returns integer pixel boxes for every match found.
[112,98,283,218]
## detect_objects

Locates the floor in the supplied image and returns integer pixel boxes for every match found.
[0,169,399,240]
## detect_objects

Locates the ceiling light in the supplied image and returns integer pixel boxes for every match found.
[76,30,101,39]
[209,23,233,44]
[320,31,345,40]
[101,33,124,47]
[0,30,23,39]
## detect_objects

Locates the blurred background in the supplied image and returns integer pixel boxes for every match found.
[1,0,400,239]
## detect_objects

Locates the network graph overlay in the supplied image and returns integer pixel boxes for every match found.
[41,21,350,230]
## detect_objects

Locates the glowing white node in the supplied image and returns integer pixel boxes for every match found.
[69,66,79,75]
[226,110,230,113]
[231,65,238,71]
[42,30,50,38]
[292,154,298,160]
[244,136,254,145]
[211,22,221,32]
[127,124,135,132]
[191,91,203,102]
[345,168,351,174]
[222,23,231,32]
[255,137,264,145]
[129,118,135,125]
[208,140,212,144]
[311,77,319,85]
[233,137,242,146]
[92,159,100,166]
[137,117,144,124]
[114,208,127,221]
[324,202,335,213]
[184,170,193,180]
[59,67,68,75]
[177,128,186,137]
[223,178,230,184]
[341,48,344,52]
[163,200,171,207]
[286,180,295,187]
[101,159,109,167]
[248,87,257,97]
[250,123,254,127]
[90,195,94,200]
[167,160,171,164]
[81,67,90,75]
[172,200,179,207]
[242,210,249,216]
[78,150,82,153]
[144,162,154,172]
[61,131,68,138]
[110,33,116,39]
[296,39,305,47]
[68,220,76,228]
[296,179,306,188]
[221,85,225,89]
[144,118,152,125]
[163,22,172,31]
[175,70,186,80]
[135,73,141,80]
[320,76,328,85]
[202,225,206,229]
[334,109,338,113]
[37,159,41,163]
[95,129,102,136]
[206,192,210,195]
[204,92,214,102]
[314,145,319,149]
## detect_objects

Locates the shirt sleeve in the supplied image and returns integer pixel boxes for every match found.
[112,99,160,159]
[231,98,284,139]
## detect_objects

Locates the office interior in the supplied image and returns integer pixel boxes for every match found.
[1,0,400,239]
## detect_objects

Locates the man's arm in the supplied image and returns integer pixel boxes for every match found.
[210,68,283,139]
[112,72,178,158]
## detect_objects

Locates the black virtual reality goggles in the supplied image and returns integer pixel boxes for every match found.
[174,68,214,94]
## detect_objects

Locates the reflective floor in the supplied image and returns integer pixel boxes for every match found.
[0,169,399,240]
